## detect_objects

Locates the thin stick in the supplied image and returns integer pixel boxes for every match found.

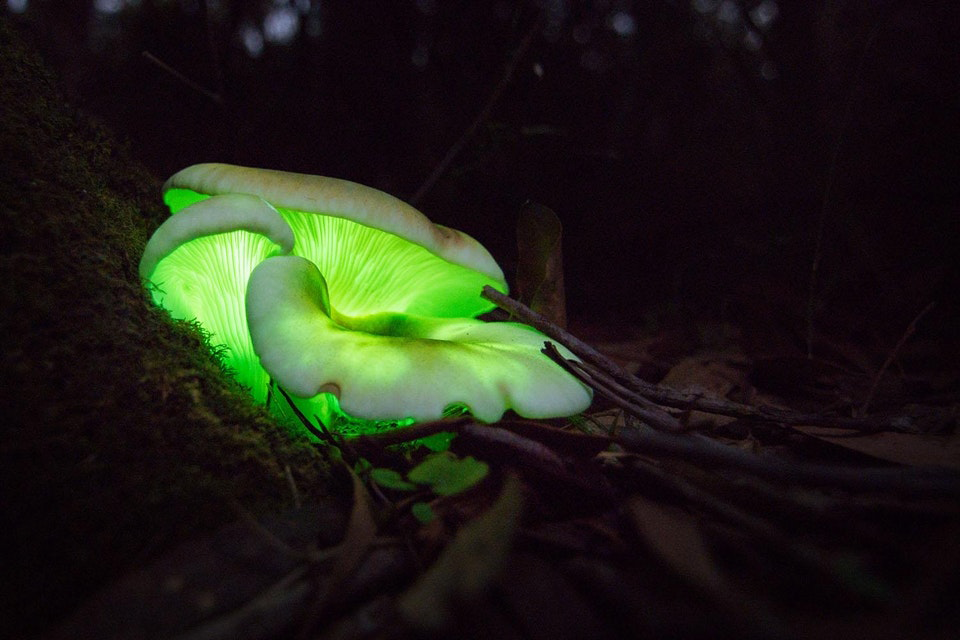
[352,417,473,448]
[198,0,225,99]
[483,286,639,389]
[276,385,326,442]
[483,285,919,433]
[542,342,683,433]
[410,16,541,205]
[142,51,223,106]
[284,465,302,511]
[616,426,960,497]
[859,302,935,415]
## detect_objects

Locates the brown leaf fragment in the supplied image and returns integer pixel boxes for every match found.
[396,475,524,634]
[624,495,788,638]
[319,596,395,640]
[659,354,752,427]
[792,425,960,470]
[516,201,567,328]
[625,494,726,593]
[297,458,379,635]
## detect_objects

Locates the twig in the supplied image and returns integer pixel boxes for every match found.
[616,426,960,497]
[142,51,223,106]
[197,0,225,99]
[284,465,302,511]
[483,286,637,389]
[859,301,935,415]
[409,15,541,204]
[275,385,327,442]
[456,424,617,504]
[482,285,919,433]
[542,342,683,432]
[351,417,473,449]
[265,378,275,412]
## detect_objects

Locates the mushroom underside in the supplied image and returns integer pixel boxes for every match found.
[247,255,592,424]
[142,178,591,433]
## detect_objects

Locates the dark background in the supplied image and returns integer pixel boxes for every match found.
[2,5,959,638]
[6,0,959,350]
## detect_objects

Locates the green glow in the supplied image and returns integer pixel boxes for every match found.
[280,208,497,318]
[271,390,416,437]
[165,187,212,213]
[246,255,592,424]
[149,229,279,402]
[143,182,591,436]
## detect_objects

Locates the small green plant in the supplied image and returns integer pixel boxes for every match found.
[364,450,490,499]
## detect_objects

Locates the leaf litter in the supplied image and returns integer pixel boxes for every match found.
[49,205,960,640]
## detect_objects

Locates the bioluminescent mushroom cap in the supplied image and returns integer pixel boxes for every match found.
[140,192,294,402]
[140,163,591,432]
[246,255,592,424]
[162,163,506,318]
[140,164,508,404]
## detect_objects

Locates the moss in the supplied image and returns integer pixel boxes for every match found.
[0,18,333,637]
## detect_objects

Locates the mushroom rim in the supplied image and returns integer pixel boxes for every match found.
[162,163,506,285]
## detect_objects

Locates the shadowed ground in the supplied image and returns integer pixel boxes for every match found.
[0,20,332,637]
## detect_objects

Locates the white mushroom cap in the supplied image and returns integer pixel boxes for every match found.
[247,256,593,423]
[139,193,293,280]
[163,163,505,285]
[139,194,294,403]
[141,163,589,429]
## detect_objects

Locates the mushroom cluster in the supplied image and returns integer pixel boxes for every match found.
[140,164,591,434]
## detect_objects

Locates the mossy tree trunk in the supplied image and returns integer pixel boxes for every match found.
[0,19,333,638]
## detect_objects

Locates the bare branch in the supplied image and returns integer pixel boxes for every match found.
[482,285,923,433]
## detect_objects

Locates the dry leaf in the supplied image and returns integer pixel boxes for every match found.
[659,354,752,427]
[516,201,567,328]
[47,507,335,640]
[792,426,960,470]
[298,456,379,629]
[397,475,524,633]
[625,494,725,593]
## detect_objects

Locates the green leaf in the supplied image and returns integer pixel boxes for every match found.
[411,502,435,523]
[419,431,456,452]
[370,467,417,491]
[408,452,489,496]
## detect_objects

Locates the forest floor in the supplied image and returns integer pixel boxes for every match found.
[3,16,959,640]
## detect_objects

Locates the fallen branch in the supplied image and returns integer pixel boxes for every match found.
[142,51,223,106]
[482,286,923,433]
[542,342,683,432]
[615,426,960,497]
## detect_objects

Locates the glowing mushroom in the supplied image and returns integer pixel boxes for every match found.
[139,191,294,403]
[246,254,592,426]
[140,163,591,433]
